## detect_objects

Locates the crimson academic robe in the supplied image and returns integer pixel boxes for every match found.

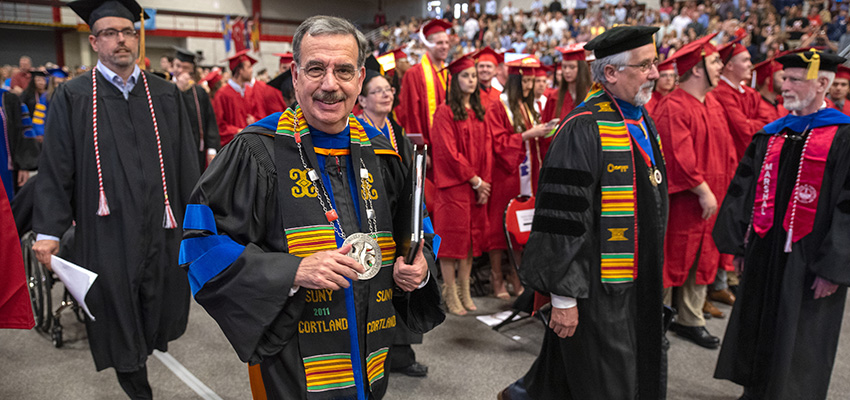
[653,89,737,287]
[213,83,261,145]
[713,110,850,399]
[758,95,783,122]
[484,99,549,250]
[33,70,199,371]
[541,89,574,123]
[251,80,287,118]
[430,105,492,259]
[828,97,850,115]
[398,59,448,145]
[644,89,667,118]
[479,85,501,112]
[0,182,33,329]
[713,80,774,161]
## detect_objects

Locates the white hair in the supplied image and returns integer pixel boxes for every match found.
[591,51,631,83]
[820,70,836,88]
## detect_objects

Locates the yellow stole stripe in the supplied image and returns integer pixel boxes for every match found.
[421,52,446,129]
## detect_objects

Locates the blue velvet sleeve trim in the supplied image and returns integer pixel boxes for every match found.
[183,204,217,233]
[180,234,245,296]
[423,216,440,259]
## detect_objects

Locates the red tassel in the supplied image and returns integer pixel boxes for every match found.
[97,189,110,216]
[162,201,177,229]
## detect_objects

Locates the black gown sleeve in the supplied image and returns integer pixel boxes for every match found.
[5,92,39,171]
[519,112,603,299]
[33,84,76,237]
[198,87,221,151]
[183,131,304,364]
[713,134,766,256]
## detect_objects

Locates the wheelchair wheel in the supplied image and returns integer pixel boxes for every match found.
[21,232,52,332]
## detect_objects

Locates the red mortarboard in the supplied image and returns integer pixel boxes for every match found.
[421,19,452,38]
[473,46,503,65]
[658,57,675,72]
[667,33,718,76]
[201,67,223,86]
[556,43,588,62]
[389,48,408,61]
[506,56,541,76]
[443,54,477,75]
[534,65,552,77]
[223,49,257,72]
[835,64,850,81]
[274,52,293,64]
[717,34,749,64]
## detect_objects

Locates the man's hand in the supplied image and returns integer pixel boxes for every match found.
[206,152,216,166]
[393,244,428,292]
[294,244,364,290]
[812,276,839,299]
[17,170,30,187]
[246,115,257,125]
[32,239,59,270]
[549,306,579,338]
[690,182,718,219]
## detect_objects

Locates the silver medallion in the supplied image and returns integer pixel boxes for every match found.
[653,169,663,185]
[344,233,382,280]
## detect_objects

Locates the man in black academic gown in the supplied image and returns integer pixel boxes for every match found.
[31,0,199,398]
[173,46,221,170]
[713,50,850,400]
[500,25,668,400]
[179,15,443,400]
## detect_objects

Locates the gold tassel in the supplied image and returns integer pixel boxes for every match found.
[137,10,146,70]
[801,50,820,80]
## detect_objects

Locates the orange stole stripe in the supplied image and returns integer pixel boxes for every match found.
[248,363,268,400]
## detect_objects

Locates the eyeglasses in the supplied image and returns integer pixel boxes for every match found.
[368,87,395,96]
[95,28,139,40]
[299,64,358,82]
[620,58,660,73]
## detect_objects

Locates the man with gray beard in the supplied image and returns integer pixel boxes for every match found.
[499,26,668,400]
[652,34,737,350]
[713,50,850,400]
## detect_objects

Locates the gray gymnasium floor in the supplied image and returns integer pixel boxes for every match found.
[2,286,849,399]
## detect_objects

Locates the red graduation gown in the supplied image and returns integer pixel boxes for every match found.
[0,183,33,329]
[829,97,850,115]
[713,79,774,161]
[541,89,574,123]
[479,85,501,112]
[644,89,667,118]
[213,84,261,146]
[250,80,287,118]
[654,89,737,287]
[430,105,493,259]
[398,60,448,145]
[484,100,549,250]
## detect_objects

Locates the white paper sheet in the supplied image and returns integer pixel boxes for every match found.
[476,310,524,327]
[50,255,98,321]
[515,209,535,232]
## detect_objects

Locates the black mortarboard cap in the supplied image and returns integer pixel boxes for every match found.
[365,55,381,75]
[776,49,846,79]
[584,26,659,59]
[29,69,47,77]
[173,46,197,64]
[69,0,148,28]
[268,70,292,93]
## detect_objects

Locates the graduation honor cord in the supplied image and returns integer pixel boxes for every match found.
[91,68,178,228]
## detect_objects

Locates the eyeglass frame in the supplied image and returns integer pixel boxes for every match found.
[617,58,660,73]
[298,62,360,82]
[367,86,396,96]
[93,28,139,40]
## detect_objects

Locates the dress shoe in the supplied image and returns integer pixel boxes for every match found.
[670,323,720,349]
[497,387,512,400]
[703,300,725,318]
[390,361,428,377]
[708,288,736,306]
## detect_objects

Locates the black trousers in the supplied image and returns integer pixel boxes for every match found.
[115,365,152,399]
[389,344,416,369]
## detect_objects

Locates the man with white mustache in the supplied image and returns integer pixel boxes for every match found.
[500,26,669,400]
[653,34,737,350]
[714,49,850,400]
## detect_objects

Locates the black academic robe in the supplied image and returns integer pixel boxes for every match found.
[179,84,221,171]
[518,99,668,400]
[33,70,199,372]
[183,121,442,400]
[713,122,850,399]
[3,90,39,171]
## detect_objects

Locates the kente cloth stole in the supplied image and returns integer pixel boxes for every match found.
[421,52,446,129]
[273,106,397,399]
[582,86,639,287]
[753,125,837,252]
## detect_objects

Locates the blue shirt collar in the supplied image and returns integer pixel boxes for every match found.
[614,97,643,120]
[96,60,140,90]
